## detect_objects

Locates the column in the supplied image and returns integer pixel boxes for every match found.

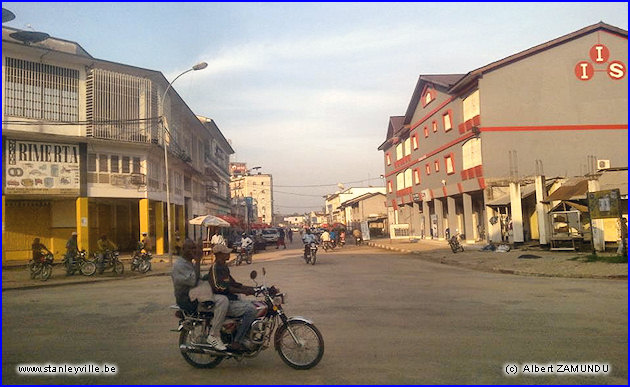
[463,193,474,244]
[76,197,89,253]
[139,199,150,240]
[411,202,422,237]
[447,196,457,236]
[509,182,524,243]
[422,200,431,239]
[434,198,444,239]
[484,189,501,243]
[178,205,185,240]
[155,202,165,255]
[588,179,605,252]
[535,175,550,245]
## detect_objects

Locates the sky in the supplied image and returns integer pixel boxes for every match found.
[3,2,628,214]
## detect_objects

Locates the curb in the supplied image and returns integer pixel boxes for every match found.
[366,242,628,280]
[2,271,172,292]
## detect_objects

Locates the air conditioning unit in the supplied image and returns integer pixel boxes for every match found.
[597,159,611,170]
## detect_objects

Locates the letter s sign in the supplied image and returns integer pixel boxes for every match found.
[608,61,626,80]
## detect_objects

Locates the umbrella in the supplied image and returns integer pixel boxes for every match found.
[188,215,231,227]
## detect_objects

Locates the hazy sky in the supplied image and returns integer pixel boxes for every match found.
[3,2,628,214]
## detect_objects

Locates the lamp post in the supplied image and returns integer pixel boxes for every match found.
[161,61,208,265]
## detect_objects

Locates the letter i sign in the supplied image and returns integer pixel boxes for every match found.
[575,43,626,81]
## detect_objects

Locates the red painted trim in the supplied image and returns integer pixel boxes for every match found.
[387,180,393,193]
[472,115,481,127]
[443,109,454,132]
[445,152,456,175]
[457,183,463,194]
[391,199,398,210]
[429,189,434,199]
[423,126,429,138]
[442,186,448,197]
[412,132,419,150]
[477,177,486,190]
[458,123,466,134]
[461,170,468,180]
[474,165,483,177]
[385,152,391,166]
[384,132,475,178]
[434,159,440,172]
[432,120,438,133]
[394,154,412,168]
[421,86,435,108]
[425,163,431,175]
[414,168,421,185]
[480,124,627,132]
[410,97,453,130]
[396,187,412,197]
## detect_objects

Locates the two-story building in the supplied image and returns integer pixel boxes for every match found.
[379,22,627,244]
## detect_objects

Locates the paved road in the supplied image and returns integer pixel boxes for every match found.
[2,245,627,384]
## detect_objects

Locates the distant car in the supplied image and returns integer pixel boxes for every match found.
[261,228,280,244]
[290,227,301,232]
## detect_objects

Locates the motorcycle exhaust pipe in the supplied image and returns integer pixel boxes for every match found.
[179,344,227,356]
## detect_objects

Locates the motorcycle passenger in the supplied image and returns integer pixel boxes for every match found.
[65,232,79,268]
[96,234,117,274]
[302,229,318,258]
[209,244,257,352]
[329,230,337,248]
[32,238,52,263]
[320,229,331,249]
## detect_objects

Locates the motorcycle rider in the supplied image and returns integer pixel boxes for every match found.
[32,237,52,263]
[302,229,318,259]
[96,234,117,274]
[320,229,331,250]
[209,243,257,352]
[65,232,79,270]
[240,233,254,254]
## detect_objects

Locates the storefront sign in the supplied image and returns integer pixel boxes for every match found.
[575,43,626,81]
[5,139,80,195]
[588,189,621,219]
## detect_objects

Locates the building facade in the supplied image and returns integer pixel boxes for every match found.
[324,187,386,225]
[230,171,273,225]
[2,26,233,262]
[379,22,627,244]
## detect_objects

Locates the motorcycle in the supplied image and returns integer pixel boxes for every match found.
[234,246,253,266]
[95,250,124,275]
[131,249,152,273]
[28,253,54,281]
[321,240,334,252]
[304,242,318,265]
[62,250,97,276]
[448,234,465,253]
[172,268,324,370]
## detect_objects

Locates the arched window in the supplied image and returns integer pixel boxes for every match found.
[462,137,482,170]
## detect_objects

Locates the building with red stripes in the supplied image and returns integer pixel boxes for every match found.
[379,22,627,244]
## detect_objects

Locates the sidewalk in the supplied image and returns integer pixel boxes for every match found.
[366,238,628,280]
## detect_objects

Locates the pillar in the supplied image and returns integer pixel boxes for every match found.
[484,189,501,243]
[411,202,422,237]
[509,182,524,243]
[447,196,457,236]
[139,199,150,240]
[588,179,605,252]
[463,193,474,243]
[76,197,89,253]
[155,202,165,255]
[434,198,444,239]
[178,205,185,240]
[535,175,550,245]
[422,200,431,239]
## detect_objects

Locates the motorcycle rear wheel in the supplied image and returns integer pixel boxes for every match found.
[246,254,252,264]
[113,260,124,275]
[139,260,151,273]
[81,261,97,276]
[276,320,324,370]
[179,329,224,368]
[40,264,52,281]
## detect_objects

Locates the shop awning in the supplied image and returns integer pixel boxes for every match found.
[189,215,230,227]
[216,215,242,227]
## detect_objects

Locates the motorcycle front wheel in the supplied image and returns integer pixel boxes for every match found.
[179,329,224,369]
[139,260,151,273]
[276,320,324,370]
[80,261,97,276]
[113,260,124,275]
[310,251,317,265]
[40,264,52,281]
[28,260,39,279]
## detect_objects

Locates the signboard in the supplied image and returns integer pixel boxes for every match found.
[360,220,370,241]
[587,189,621,219]
[5,139,80,195]
[230,162,248,176]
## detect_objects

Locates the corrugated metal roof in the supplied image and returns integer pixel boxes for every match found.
[546,179,589,202]
[486,183,539,206]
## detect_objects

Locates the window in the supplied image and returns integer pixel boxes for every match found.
[88,154,97,172]
[445,154,455,174]
[443,110,453,132]
[425,164,431,175]
[4,57,79,121]
[386,153,391,166]
[396,143,403,160]
[434,160,440,172]
[396,173,404,189]
[463,90,480,122]
[414,169,421,185]
[422,87,435,107]
[424,91,432,105]
[404,138,411,156]
[132,157,141,174]
[110,155,119,173]
[424,126,429,138]
[462,138,482,170]
[122,156,130,173]
[99,155,108,172]
[432,121,438,133]
[412,134,419,150]
[387,180,393,193]
[404,169,412,188]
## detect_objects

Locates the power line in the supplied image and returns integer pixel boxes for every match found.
[273,178,378,188]
[274,190,325,197]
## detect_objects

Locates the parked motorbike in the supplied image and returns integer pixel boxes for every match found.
[448,234,465,253]
[63,250,97,276]
[131,249,152,273]
[234,246,253,266]
[172,268,324,370]
[304,242,318,265]
[28,253,54,281]
[95,250,124,275]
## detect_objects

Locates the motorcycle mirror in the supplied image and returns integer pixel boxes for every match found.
[250,270,257,280]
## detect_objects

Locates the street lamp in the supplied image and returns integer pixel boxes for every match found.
[161,61,207,265]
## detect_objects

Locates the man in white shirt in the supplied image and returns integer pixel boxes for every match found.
[210,230,226,247]
[302,229,318,258]
[241,233,254,251]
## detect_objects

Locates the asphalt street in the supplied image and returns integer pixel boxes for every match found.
[2,245,627,384]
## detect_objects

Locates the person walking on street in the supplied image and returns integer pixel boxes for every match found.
[65,232,79,268]
[287,228,293,244]
[277,228,286,249]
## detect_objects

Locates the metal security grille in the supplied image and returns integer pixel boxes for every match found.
[86,68,155,143]
[4,57,79,121]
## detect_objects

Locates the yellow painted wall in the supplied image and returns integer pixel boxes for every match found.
[3,200,51,262]
[530,211,540,240]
